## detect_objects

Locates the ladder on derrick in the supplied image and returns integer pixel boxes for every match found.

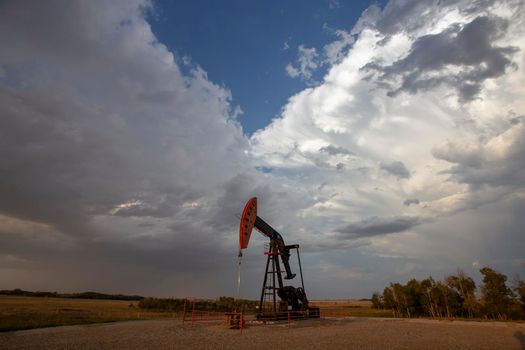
[259,242,284,314]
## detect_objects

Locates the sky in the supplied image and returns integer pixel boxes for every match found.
[0,0,524,299]
[147,0,385,134]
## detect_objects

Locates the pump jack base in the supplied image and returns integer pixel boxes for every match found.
[256,307,320,321]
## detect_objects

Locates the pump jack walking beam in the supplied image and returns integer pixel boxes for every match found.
[239,197,295,279]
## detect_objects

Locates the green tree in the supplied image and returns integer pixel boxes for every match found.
[446,270,477,318]
[382,286,399,317]
[480,267,512,319]
[405,279,425,317]
[371,292,383,309]
[391,283,411,317]
[421,277,438,318]
[434,281,456,318]
[512,275,525,317]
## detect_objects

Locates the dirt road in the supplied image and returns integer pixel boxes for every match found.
[1,317,524,349]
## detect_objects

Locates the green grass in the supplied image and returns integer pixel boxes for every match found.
[0,296,178,332]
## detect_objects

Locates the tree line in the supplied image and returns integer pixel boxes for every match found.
[0,289,144,301]
[138,296,258,313]
[371,267,525,320]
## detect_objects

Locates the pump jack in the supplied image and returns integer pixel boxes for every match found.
[239,197,319,320]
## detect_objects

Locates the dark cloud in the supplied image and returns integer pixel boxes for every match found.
[380,161,411,179]
[0,217,241,296]
[0,0,249,223]
[367,15,519,101]
[319,144,355,156]
[404,198,420,206]
[0,0,254,296]
[336,216,420,238]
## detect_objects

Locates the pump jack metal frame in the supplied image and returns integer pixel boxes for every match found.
[238,197,319,321]
[258,242,309,320]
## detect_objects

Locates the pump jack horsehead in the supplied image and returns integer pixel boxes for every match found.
[238,197,320,320]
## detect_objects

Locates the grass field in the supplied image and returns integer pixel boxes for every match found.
[0,296,392,332]
[310,299,392,318]
[0,296,177,332]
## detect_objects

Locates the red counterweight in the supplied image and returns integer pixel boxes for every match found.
[239,197,257,249]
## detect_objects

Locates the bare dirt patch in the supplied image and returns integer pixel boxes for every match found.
[1,317,525,350]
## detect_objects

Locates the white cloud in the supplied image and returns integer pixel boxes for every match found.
[323,29,355,65]
[328,0,341,10]
[285,63,299,78]
[285,45,320,81]
[254,0,525,286]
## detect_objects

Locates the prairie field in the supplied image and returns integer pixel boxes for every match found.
[0,296,175,332]
[0,296,391,332]
[310,299,392,318]
[2,296,525,349]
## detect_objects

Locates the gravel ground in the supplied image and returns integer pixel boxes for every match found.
[1,317,525,350]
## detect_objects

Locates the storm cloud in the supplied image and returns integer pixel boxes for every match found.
[0,0,253,296]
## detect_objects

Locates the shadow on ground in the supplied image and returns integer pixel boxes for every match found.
[515,330,525,350]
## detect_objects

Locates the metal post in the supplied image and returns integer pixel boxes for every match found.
[191,299,195,327]
[240,311,244,334]
[296,247,305,293]
[272,245,277,313]
[259,247,272,313]
[273,241,284,289]
[236,249,242,301]
[181,300,187,326]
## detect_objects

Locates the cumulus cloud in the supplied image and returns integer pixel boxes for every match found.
[253,0,525,287]
[323,29,355,65]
